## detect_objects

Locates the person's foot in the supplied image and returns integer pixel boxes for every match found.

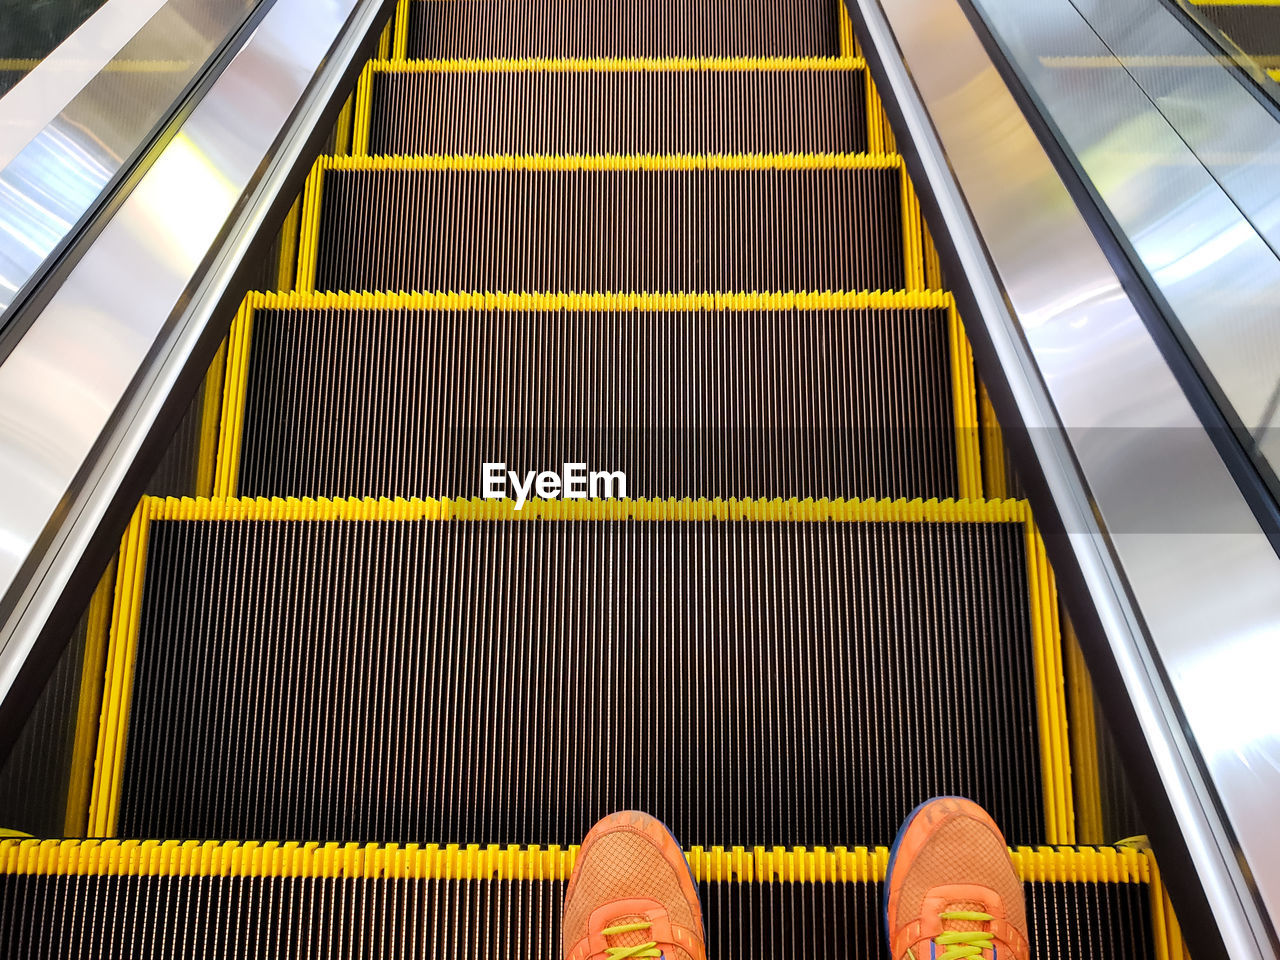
[884,796,1031,960]
[563,810,706,960]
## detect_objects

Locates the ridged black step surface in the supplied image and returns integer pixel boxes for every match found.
[119,518,1044,846]
[234,302,961,500]
[311,166,905,294]
[404,0,842,58]
[0,869,1157,960]
[366,67,867,155]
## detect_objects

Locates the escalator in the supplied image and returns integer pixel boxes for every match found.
[0,0,1199,956]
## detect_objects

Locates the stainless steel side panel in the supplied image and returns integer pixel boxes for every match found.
[853,0,1280,954]
[975,0,1280,499]
[0,0,262,317]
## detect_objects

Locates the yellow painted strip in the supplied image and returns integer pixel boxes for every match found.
[63,560,117,837]
[332,93,354,157]
[220,289,970,487]
[136,495,1032,525]
[863,72,897,154]
[1042,53,1280,68]
[1269,67,1280,81]
[377,17,391,59]
[1025,519,1075,845]
[87,504,152,838]
[0,58,194,73]
[351,62,374,156]
[923,223,944,289]
[294,158,325,294]
[840,3,857,57]
[237,287,954,314]
[979,381,1009,500]
[194,340,227,499]
[1064,616,1104,845]
[878,99,897,153]
[315,152,902,172]
[865,77,886,152]
[392,0,411,58]
[1147,851,1176,960]
[0,838,1151,883]
[275,196,301,292]
[948,306,983,500]
[370,56,865,72]
[899,168,926,289]
[1189,0,1280,5]
[212,300,255,499]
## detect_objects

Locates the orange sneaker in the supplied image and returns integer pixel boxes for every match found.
[563,810,706,960]
[884,797,1031,960]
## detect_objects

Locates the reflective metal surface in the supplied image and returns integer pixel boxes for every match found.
[0,0,166,168]
[852,0,1280,953]
[0,0,381,718]
[973,0,1280,497]
[0,0,261,320]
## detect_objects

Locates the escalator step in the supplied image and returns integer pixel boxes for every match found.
[302,156,908,295]
[402,0,842,59]
[218,290,979,501]
[94,498,1069,849]
[0,839,1164,960]
[361,58,868,155]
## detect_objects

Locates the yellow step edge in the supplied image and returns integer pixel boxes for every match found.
[351,56,867,149]
[214,288,978,502]
[839,2,857,57]
[1024,516,1075,845]
[86,504,151,839]
[1188,0,1280,5]
[1064,616,1105,845]
[85,494,1072,846]
[62,560,117,838]
[136,495,1032,524]
[365,55,866,72]
[0,838,1149,884]
[949,308,983,501]
[193,339,227,498]
[392,0,410,59]
[317,151,903,172]
[376,15,391,59]
[979,380,1009,500]
[243,288,953,313]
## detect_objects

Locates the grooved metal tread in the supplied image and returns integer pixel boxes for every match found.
[402,0,843,59]
[0,839,1164,960]
[303,157,908,295]
[361,59,868,154]
[91,498,1071,850]
[217,291,978,501]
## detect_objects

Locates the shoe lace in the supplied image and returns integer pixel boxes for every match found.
[600,920,661,959]
[933,909,996,959]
